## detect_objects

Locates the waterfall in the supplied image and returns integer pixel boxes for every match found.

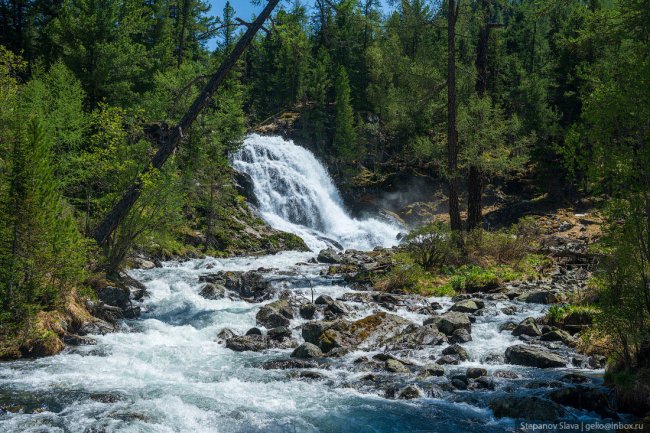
[231,134,400,251]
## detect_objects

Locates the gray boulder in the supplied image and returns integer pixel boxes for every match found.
[256,299,293,328]
[425,312,471,335]
[198,283,225,300]
[512,317,542,337]
[450,299,482,314]
[490,396,564,421]
[291,342,323,359]
[505,344,567,368]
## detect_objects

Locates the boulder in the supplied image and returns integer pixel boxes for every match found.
[198,283,225,300]
[245,327,263,336]
[386,324,447,350]
[442,344,469,361]
[494,370,519,379]
[385,359,409,373]
[540,329,576,347]
[450,299,482,314]
[299,303,316,319]
[256,299,293,328]
[490,396,564,421]
[505,345,567,368]
[201,270,273,301]
[315,294,335,305]
[226,335,268,352]
[466,367,487,379]
[268,326,292,340]
[512,317,542,337]
[262,359,318,370]
[499,321,517,332]
[216,328,238,342]
[418,363,445,378]
[548,386,615,417]
[517,290,565,304]
[317,248,343,264]
[95,286,130,309]
[436,355,460,365]
[449,328,472,343]
[398,385,420,400]
[291,342,323,359]
[425,312,471,335]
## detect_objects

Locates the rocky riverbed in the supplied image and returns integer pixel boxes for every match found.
[0,243,632,432]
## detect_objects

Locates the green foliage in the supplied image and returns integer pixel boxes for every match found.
[333,65,358,161]
[0,117,88,322]
[404,222,461,271]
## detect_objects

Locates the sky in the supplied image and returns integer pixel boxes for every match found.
[206,0,394,49]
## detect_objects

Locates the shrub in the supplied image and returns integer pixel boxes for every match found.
[404,222,461,271]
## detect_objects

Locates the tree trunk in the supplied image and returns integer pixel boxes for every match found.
[447,0,462,231]
[92,0,279,246]
[467,0,492,231]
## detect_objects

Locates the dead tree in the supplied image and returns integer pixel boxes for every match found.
[92,0,280,246]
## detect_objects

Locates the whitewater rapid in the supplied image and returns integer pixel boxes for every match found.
[232,134,400,251]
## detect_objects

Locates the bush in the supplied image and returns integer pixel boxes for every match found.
[404,222,461,271]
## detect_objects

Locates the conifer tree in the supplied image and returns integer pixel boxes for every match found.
[333,65,357,161]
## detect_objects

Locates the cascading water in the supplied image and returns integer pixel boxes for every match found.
[232,134,400,251]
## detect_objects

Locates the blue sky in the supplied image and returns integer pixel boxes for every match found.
[206,1,394,49]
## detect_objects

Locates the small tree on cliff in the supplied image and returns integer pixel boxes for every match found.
[333,65,358,161]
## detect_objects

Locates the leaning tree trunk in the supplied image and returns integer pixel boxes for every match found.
[92,0,280,246]
[447,0,462,231]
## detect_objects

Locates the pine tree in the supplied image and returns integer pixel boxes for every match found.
[333,65,357,161]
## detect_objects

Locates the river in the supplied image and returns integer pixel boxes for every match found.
[0,135,619,432]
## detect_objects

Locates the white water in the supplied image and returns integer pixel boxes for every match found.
[232,134,400,251]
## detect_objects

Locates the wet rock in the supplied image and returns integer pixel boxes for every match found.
[385,359,409,373]
[298,302,316,319]
[386,324,447,350]
[449,328,472,344]
[201,270,273,301]
[526,380,564,389]
[95,286,130,309]
[63,334,96,346]
[548,386,615,417]
[540,329,576,347]
[317,248,343,264]
[324,300,350,317]
[268,326,292,340]
[226,335,268,352]
[291,342,323,359]
[216,328,238,341]
[442,344,469,361]
[246,327,263,336]
[466,368,487,379]
[561,373,590,384]
[425,312,471,335]
[418,363,445,377]
[517,290,565,304]
[451,378,467,390]
[471,376,495,390]
[505,344,566,368]
[262,359,318,370]
[494,370,519,379]
[499,321,517,332]
[490,396,564,421]
[512,317,542,337]
[315,294,334,305]
[430,302,443,310]
[500,306,517,315]
[325,347,350,357]
[256,299,293,328]
[198,283,225,300]
[436,355,460,365]
[398,385,420,400]
[289,371,325,380]
[450,299,482,314]
[78,319,115,336]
